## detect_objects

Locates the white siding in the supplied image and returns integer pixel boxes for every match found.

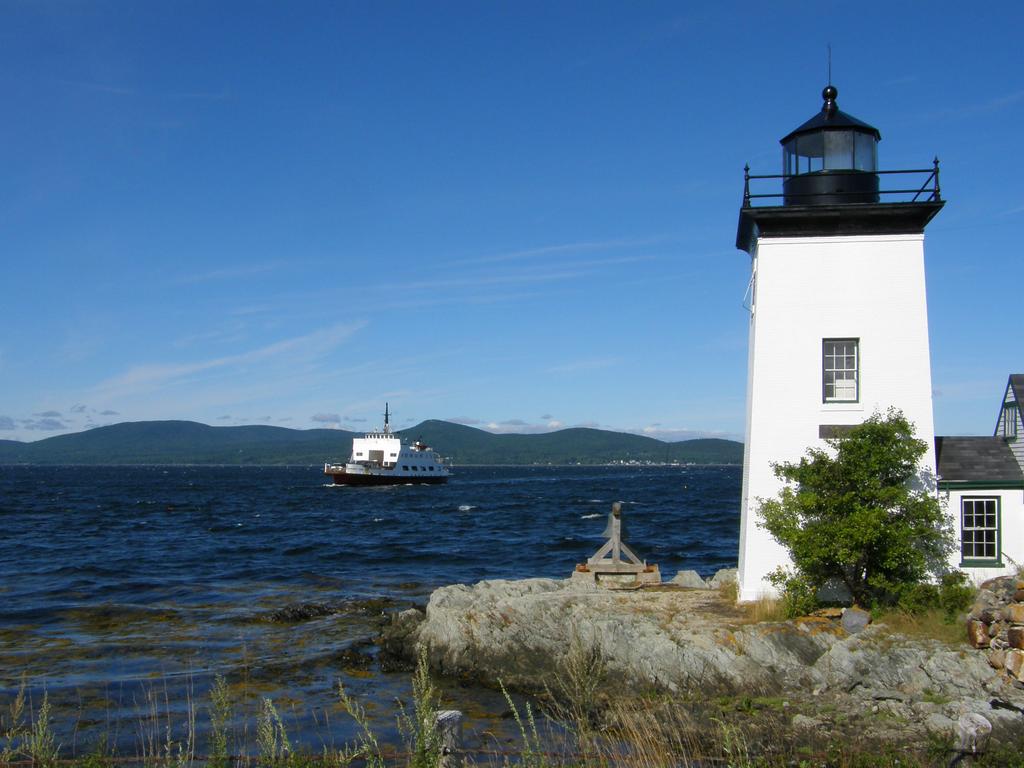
[943,488,1024,583]
[996,381,1024,472]
[737,234,937,602]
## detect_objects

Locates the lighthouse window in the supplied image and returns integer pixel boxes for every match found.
[961,497,1000,566]
[823,131,854,170]
[822,339,859,402]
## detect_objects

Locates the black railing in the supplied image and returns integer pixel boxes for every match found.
[742,158,941,207]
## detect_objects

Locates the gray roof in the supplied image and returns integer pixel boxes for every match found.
[935,436,1024,486]
[1010,374,1024,405]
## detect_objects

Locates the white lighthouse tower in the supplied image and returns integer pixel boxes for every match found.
[735,85,944,601]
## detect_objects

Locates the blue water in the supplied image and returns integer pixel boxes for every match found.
[0,464,740,754]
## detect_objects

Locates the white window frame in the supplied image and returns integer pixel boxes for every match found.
[822,338,859,403]
[960,496,1001,566]
[1002,402,1018,439]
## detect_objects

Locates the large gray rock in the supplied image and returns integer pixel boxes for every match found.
[707,568,738,589]
[670,570,709,589]
[841,606,871,634]
[413,578,837,692]
[398,577,1024,742]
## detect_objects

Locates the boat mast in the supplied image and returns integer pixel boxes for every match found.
[384,402,391,434]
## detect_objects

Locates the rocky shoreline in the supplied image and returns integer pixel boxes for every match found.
[381,573,1024,747]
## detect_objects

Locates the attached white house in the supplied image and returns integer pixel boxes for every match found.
[936,375,1024,582]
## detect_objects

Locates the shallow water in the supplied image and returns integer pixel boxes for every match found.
[0,464,740,754]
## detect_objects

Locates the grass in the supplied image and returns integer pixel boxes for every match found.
[740,595,790,624]
[0,640,1010,768]
[871,607,968,646]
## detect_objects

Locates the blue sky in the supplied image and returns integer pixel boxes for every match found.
[1,1,1021,443]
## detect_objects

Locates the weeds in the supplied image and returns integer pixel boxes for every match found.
[742,595,788,623]
[718,577,740,605]
[256,698,290,768]
[714,717,753,768]
[500,681,550,768]
[208,675,232,768]
[546,630,607,744]
[395,650,441,768]
[335,681,384,768]
[135,680,194,768]
[0,652,1000,768]
[25,692,59,768]
[872,607,969,645]
[0,676,26,767]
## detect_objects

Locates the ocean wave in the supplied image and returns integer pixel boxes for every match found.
[457,505,476,512]
[580,513,601,519]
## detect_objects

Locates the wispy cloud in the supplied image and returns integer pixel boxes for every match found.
[312,413,341,425]
[445,414,736,441]
[448,236,670,267]
[95,321,366,396]
[55,78,136,96]
[22,417,67,431]
[0,416,15,431]
[372,255,654,296]
[174,262,286,285]
[482,419,566,434]
[637,425,738,442]
[446,416,484,426]
[172,322,250,349]
[547,357,621,375]
[927,89,1024,120]
[55,78,229,102]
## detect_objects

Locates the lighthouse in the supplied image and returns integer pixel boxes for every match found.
[735,85,944,602]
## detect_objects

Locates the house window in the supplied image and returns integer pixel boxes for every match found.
[823,339,859,402]
[961,496,1000,565]
[1002,403,1018,439]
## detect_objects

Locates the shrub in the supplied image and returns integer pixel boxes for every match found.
[937,570,975,621]
[767,567,819,619]
[758,409,954,609]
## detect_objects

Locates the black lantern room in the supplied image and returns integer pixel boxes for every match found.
[736,83,943,254]
[780,85,880,205]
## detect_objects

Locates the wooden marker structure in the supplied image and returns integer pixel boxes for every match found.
[572,502,661,588]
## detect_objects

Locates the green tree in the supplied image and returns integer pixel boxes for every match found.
[758,409,954,609]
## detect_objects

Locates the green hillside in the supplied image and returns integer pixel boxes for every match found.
[0,420,742,466]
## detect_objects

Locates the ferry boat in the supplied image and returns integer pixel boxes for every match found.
[323,404,450,486]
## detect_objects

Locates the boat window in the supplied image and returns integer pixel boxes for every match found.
[428,466,434,471]
[403,465,409,470]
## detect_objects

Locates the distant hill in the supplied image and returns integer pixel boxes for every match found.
[0,420,742,466]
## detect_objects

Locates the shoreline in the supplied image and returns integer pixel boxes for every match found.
[382,575,1024,750]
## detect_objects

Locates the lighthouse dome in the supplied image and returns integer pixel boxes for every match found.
[781,85,880,205]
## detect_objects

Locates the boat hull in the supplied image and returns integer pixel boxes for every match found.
[327,472,448,486]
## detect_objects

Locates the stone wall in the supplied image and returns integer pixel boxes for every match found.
[967,575,1024,685]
